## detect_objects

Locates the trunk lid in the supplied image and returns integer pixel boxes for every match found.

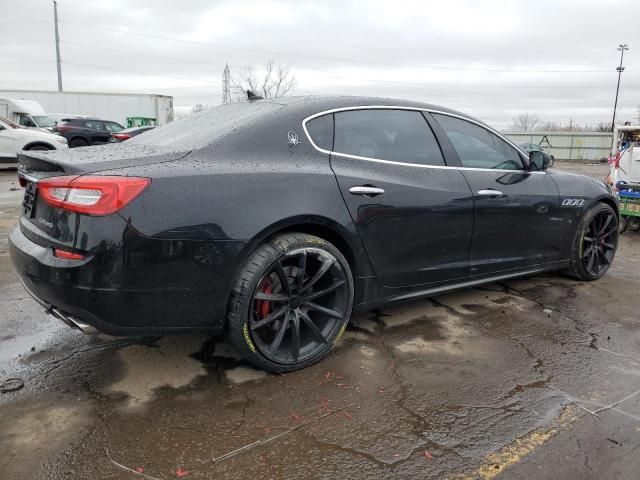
[18,143,189,178]
[17,143,190,248]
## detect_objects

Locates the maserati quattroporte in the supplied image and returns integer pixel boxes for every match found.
[10,96,618,371]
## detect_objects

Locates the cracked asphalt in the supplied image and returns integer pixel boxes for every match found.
[1,161,640,479]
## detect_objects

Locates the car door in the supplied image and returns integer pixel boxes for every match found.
[0,119,16,160]
[93,121,111,144]
[312,108,474,288]
[431,112,561,276]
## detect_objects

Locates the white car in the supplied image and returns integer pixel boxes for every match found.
[0,115,68,166]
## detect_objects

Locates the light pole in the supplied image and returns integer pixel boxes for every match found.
[53,0,63,92]
[611,43,629,131]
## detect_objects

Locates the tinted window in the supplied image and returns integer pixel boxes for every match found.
[305,114,333,151]
[434,114,524,170]
[333,109,445,166]
[105,122,123,132]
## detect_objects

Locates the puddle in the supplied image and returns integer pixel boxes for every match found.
[359,346,377,358]
[0,401,91,479]
[0,329,61,363]
[107,337,206,406]
[394,315,474,356]
[225,366,267,384]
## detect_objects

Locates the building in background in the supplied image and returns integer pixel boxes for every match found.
[0,90,174,127]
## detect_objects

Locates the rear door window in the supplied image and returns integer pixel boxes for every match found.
[433,113,524,170]
[305,114,334,151]
[333,109,445,166]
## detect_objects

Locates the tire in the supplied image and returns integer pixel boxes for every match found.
[226,233,354,373]
[68,138,88,148]
[629,217,640,232]
[619,216,629,234]
[566,202,618,281]
[26,144,51,151]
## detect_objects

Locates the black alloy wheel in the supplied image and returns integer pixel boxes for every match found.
[567,203,618,281]
[581,208,618,276]
[250,248,349,364]
[226,233,354,372]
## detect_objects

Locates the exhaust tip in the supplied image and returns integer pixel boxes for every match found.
[50,307,99,334]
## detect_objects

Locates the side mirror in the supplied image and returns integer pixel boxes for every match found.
[529,150,546,171]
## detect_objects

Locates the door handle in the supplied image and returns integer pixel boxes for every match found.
[477,189,503,198]
[349,186,385,197]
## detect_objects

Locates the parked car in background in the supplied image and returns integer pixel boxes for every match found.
[52,118,124,147]
[0,115,67,165]
[519,142,554,167]
[9,96,618,372]
[109,126,155,143]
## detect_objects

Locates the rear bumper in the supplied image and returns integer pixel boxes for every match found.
[9,224,245,336]
[20,278,99,334]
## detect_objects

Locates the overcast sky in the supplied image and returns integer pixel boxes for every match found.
[2,0,640,128]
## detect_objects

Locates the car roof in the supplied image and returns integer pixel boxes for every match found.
[272,95,476,119]
[131,95,502,151]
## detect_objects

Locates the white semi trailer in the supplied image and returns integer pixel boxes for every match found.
[0,90,174,127]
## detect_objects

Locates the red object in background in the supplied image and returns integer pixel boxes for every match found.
[111,133,132,141]
[53,248,85,260]
[175,467,189,477]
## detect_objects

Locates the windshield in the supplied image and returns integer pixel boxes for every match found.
[32,116,57,128]
[129,101,284,150]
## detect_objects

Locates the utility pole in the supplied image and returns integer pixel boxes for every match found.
[221,63,231,104]
[611,43,629,131]
[53,0,63,92]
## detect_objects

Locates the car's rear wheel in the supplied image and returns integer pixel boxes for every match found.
[226,233,354,372]
[68,138,88,148]
[567,202,618,280]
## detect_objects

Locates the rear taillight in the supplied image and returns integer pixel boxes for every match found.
[38,176,151,216]
[112,133,131,141]
[54,248,85,260]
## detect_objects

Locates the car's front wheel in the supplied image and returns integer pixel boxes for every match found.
[567,202,618,280]
[226,233,354,372]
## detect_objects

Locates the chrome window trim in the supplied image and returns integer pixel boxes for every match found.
[301,105,545,175]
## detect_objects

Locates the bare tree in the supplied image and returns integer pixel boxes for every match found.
[231,60,296,99]
[510,113,540,132]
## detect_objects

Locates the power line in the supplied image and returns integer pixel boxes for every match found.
[58,20,626,74]
[62,60,220,84]
[0,61,55,64]
[0,20,50,24]
[0,40,54,45]
[56,41,640,90]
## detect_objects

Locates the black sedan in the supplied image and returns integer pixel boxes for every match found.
[10,96,618,372]
[519,142,555,167]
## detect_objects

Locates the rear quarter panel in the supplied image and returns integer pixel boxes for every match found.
[102,117,372,319]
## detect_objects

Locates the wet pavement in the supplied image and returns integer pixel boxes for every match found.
[1,163,640,479]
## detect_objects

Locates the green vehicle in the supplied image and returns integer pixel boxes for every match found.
[126,117,156,128]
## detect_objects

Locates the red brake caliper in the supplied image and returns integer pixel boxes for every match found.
[256,279,272,320]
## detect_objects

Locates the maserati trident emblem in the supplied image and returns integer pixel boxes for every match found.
[287,131,300,145]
